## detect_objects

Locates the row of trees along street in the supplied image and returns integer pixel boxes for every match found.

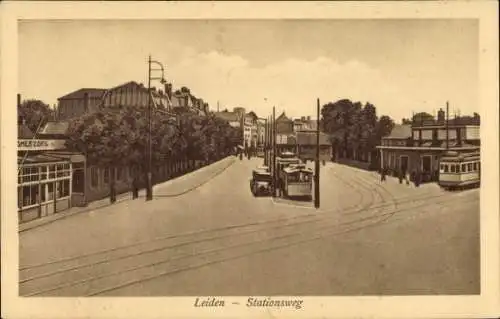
[321,99,395,170]
[64,105,242,202]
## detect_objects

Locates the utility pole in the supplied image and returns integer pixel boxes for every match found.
[446,101,449,151]
[272,106,277,198]
[146,55,153,201]
[314,98,320,209]
[264,117,268,166]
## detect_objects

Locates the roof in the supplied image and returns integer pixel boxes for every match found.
[276,112,292,122]
[384,124,412,139]
[18,153,70,165]
[296,131,330,145]
[38,121,70,135]
[18,124,34,139]
[58,88,107,100]
[214,111,240,122]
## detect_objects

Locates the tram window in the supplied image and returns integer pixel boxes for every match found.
[467,163,472,171]
[442,164,449,173]
[455,164,460,172]
[461,164,466,172]
[451,165,456,173]
[473,163,477,171]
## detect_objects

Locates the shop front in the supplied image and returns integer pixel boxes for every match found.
[18,154,72,223]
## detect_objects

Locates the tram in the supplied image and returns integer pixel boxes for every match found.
[281,164,313,200]
[438,151,480,190]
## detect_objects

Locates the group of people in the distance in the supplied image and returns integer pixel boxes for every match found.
[380,167,422,187]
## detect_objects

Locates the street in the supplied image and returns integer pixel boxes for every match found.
[19,156,480,296]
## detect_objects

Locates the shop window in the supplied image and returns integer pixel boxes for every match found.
[40,166,47,180]
[90,167,98,187]
[57,180,70,198]
[47,182,55,200]
[49,165,56,179]
[22,184,39,207]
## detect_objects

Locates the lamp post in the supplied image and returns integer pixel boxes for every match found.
[146,55,167,201]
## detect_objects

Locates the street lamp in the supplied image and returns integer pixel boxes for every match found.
[146,55,167,201]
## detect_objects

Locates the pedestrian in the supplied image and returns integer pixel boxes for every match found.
[405,170,410,185]
[380,167,386,182]
[398,169,403,184]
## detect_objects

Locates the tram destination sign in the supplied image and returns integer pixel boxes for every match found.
[17,139,66,151]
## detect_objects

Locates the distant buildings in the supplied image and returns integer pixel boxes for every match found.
[213,107,260,149]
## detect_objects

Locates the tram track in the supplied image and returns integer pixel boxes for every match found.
[19,166,459,277]
[20,190,477,297]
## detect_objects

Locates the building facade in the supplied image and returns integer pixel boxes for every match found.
[376,110,480,182]
[57,88,107,120]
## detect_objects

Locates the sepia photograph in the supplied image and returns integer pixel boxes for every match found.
[1,1,499,319]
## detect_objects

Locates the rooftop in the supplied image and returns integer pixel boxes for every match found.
[58,88,107,100]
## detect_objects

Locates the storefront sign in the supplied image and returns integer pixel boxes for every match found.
[18,139,66,151]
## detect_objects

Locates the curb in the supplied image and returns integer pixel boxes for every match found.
[19,156,235,233]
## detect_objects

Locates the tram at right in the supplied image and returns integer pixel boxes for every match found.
[438,150,481,190]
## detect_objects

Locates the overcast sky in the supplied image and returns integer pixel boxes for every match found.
[19,19,478,122]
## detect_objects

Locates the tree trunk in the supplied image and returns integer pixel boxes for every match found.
[110,166,116,203]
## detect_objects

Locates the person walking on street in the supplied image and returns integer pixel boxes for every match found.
[405,170,410,185]
[132,171,139,199]
[380,167,387,182]
[398,169,403,184]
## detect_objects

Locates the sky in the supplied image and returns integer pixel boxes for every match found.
[19,19,479,122]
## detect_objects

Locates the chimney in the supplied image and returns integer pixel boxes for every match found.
[301,116,305,121]
[84,92,89,113]
[17,93,21,108]
[437,108,445,124]
[307,116,311,121]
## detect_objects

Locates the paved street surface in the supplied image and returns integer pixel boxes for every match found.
[19,156,480,296]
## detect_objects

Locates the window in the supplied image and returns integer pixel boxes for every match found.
[444,165,449,173]
[48,165,56,179]
[473,163,478,171]
[47,182,54,200]
[461,164,467,172]
[456,164,460,173]
[57,180,70,198]
[451,165,456,173]
[22,184,39,207]
[467,163,472,171]
[91,167,98,187]
[22,167,39,183]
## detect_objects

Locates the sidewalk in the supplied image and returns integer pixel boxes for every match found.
[18,156,235,233]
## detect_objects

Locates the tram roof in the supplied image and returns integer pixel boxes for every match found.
[283,166,313,174]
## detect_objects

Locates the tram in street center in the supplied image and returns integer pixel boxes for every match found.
[280,164,313,200]
[438,150,480,190]
[274,152,313,201]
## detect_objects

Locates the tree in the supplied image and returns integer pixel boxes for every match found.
[18,99,52,134]
[375,115,395,140]
[402,118,412,125]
